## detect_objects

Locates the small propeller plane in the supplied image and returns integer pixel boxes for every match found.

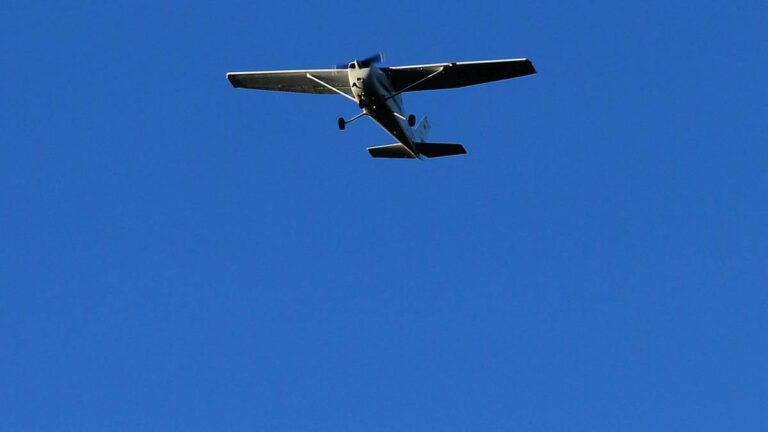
[227,54,535,159]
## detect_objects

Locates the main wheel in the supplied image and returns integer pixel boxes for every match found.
[338,117,346,130]
[408,114,416,127]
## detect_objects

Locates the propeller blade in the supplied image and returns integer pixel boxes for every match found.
[359,52,384,68]
[335,53,384,69]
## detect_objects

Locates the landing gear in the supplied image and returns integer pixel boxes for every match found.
[408,114,416,127]
[338,112,367,131]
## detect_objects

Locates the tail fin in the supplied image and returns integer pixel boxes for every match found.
[412,116,431,142]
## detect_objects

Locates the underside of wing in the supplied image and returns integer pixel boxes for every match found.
[227,69,353,96]
[382,58,535,93]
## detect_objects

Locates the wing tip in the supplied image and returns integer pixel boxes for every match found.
[226,72,240,88]
[524,58,537,75]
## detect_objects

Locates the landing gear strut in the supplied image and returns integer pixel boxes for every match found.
[338,112,367,131]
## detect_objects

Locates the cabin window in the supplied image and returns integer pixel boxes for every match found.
[349,62,356,69]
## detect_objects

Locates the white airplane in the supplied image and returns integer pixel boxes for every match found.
[227,54,535,159]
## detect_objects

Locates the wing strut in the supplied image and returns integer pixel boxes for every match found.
[306,73,357,102]
[385,67,445,100]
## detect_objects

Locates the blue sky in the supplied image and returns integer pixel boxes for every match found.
[1,1,766,430]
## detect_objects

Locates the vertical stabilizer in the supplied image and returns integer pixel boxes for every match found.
[413,116,431,142]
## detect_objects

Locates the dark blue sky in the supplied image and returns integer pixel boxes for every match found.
[2,1,767,430]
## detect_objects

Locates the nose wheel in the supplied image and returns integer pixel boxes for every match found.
[408,114,416,127]
[338,117,346,130]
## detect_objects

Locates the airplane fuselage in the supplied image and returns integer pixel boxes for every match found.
[347,62,419,157]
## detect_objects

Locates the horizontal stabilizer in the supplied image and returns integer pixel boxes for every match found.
[413,142,466,158]
[367,143,418,159]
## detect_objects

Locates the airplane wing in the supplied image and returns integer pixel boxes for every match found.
[227,69,353,96]
[382,58,535,93]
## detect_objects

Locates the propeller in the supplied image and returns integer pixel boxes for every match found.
[359,52,384,68]
[335,52,384,69]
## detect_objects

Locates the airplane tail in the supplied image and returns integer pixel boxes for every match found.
[412,116,431,142]
[367,116,465,158]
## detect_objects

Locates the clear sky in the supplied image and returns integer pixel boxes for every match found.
[2,1,767,430]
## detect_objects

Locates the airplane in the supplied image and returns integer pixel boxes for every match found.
[227,54,535,159]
